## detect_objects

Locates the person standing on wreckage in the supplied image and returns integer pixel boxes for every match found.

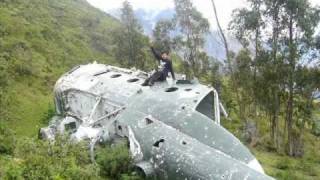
[142,45,176,86]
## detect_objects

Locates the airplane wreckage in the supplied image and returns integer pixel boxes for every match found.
[40,63,274,180]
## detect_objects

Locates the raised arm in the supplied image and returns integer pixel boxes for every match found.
[151,46,161,62]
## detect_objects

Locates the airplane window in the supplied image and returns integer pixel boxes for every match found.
[118,125,122,131]
[176,79,192,84]
[145,118,153,125]
[165,87,178,92]
[185,88,192,91]
[127,78,139,83]
[94,71,109,76]
[195,91,215,120]
[64,122,77,133]
[111,74,122,78]
[153,139,165,148]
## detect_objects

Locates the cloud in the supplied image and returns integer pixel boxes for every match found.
[87,0,173,11]
[87,0,319,30]
[87,0,248,29]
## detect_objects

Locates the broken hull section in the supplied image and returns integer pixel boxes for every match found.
[40,63,274,179]
[124,117,272,180]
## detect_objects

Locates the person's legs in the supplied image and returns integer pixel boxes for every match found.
[141,71,162,86]
[148,71,163,86]
[142,71,166,86]
[141,77,150,86]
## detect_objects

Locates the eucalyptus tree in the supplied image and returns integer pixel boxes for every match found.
[229,0,320,155]
[229,0,265,119]
[152,20,173,53]
[173,0,210,78]
[257,0,319,156]
[262,0,286,152]
[281,0,320,156]
[113,1,146,68]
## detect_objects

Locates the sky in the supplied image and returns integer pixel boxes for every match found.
[87,0,320,31]
[87,0,248,30]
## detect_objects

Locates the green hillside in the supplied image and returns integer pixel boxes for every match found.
[0,0,145,179]
[0,0,319,179]
[0,0,121,137]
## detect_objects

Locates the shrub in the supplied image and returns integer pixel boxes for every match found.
[275,157,291,170]
[298,160,317,177]
[0,122,15,155]
[96,143,142,180]
[2,160,24,180]
[5,136,100,179]
[41,103,56,124]
[275,170,299,180]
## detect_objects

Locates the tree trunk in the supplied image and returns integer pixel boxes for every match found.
[211,0,244,121]
[270,3,281,152]
[270,89,280,150]
[286,15,295,156]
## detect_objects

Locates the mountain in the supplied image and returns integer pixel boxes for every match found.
[109,8,242,61]
[0,0,121,137]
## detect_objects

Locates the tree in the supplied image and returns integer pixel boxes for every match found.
[211,0,249,124]
[229,0,264,104]
[229,0,320,155]
[152,20,173,53]
[113,1,146,68]
[173,0,210,78]
[266,0,284,151]
[281,0,320,156]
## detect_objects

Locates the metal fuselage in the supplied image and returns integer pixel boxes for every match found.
[40,63,274,180]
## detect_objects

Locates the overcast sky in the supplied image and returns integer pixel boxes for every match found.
[87,0,320,30]
[87,0,248,30]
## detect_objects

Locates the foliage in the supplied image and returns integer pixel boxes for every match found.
[96,143,143,180]
[150,0,212,79]
[0,136,99,179]
[0,122,15,155]
[112,1,154,70]
[0,1,146,178]
[172,0,210,78]
[229,0,320,156]
[0,135,143,180]
[152,20,174,53]
[0,0,319,179]
[41,103,56,124]
[0,0,121,136]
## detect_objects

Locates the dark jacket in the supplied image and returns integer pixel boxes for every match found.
[151,47,175,80]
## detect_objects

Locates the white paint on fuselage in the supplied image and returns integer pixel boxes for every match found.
[247,158,265,174]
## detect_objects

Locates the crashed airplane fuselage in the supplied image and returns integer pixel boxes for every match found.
[40,63,274,180]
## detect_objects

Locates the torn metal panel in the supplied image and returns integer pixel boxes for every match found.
[124,116,270,180]
[40,63,274,180]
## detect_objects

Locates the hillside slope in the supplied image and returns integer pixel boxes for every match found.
[0,1,319,180]
[0,0,121,137]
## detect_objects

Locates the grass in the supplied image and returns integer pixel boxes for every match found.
[4,74,319,179]
[252,147,320,180]
[3,71,319,179]
[0,0,319,179]
[5,78,53,137]
[222,110,320,179]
